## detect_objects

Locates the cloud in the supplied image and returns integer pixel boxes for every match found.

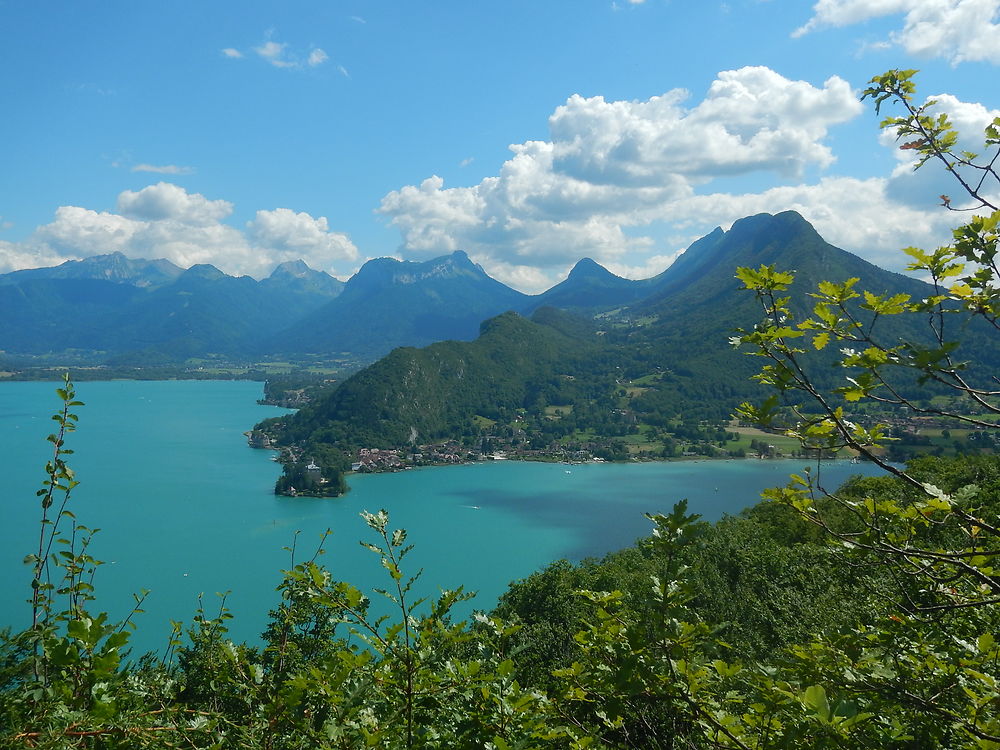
[881,93,1000,209]
[248,208,359,270]
[131,163,196,175]
[548,67,859,185]
[794,0,1000,64]
[25,203,251,273]
[0,239,71,275]
[255,40,296,68]
[380,70,999,291]
[1,184,360,279]
[117,183,232,226]
[248,38,331,70]
[380,67,863,287]
[221,48,243,59]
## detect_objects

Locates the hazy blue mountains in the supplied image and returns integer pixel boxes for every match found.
[1,211,960,374]
[0,251,184,289]
[0,255,344,361]
[267,251,530,360]
[521,257,658,315]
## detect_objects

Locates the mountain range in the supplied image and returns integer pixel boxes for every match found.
[0,222,796,365]
[0,211,945,374]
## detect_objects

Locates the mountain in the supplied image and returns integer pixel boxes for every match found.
[0,278,145,354]
[260,260,345,300]
[522,258,655,314]
[0,257,343,361]
[640,212,926,321]
[606,211,954,419]
[97,265,285,362]
[641,226,727,299]
[268,250,529,359]
[257,309,604,486]
[0,212,961,373]
[0,251,184,289]
[632,211,934,368]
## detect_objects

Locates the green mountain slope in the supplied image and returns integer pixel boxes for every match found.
[0,278,144,353]
[265,310,599,448]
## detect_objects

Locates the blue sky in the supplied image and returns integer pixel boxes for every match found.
[1,0,998,291]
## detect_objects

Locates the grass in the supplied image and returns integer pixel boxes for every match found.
[621,431,662,454]
[623,387,650,397]
[544,405,574,417]
[630,373,664,386]
[726,426,805,455]
[562,428,598,443]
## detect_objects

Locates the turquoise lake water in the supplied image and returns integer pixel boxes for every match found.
[0,380,884,657]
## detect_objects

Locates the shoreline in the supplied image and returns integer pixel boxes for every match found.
[276,451,876,498]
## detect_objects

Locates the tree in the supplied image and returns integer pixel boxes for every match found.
[726,69,1000,747]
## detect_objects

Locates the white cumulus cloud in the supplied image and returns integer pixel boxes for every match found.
[657,176,961,271]
[380,67,863,288]
[255,40,296,68]
[117,183,233,226]
[248,38,332,70]
[795,0,1000,64]
[0,239,71,275]
[881,93,1000,209]
[248,208,359,270]
[549,67,859,185]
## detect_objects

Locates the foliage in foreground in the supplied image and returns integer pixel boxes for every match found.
[3,70,1000,747]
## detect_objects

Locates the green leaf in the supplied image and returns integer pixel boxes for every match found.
[803,684,831,723]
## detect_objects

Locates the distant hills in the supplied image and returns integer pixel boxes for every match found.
[0,252,185,289]
[0,252,347,364]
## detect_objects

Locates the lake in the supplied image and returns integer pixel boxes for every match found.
[0,379,884,657]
